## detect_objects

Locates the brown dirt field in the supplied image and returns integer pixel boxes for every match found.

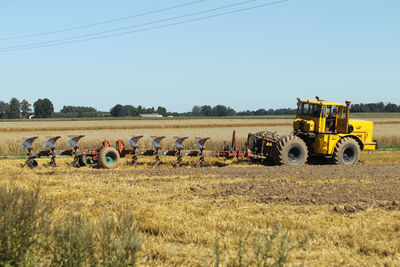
[49,163,400,213]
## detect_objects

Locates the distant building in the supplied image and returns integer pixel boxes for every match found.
[139,113,163,118]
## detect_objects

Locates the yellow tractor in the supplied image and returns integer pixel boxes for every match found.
[247,97,377,166]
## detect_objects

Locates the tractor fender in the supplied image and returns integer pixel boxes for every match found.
[337,135,364,150]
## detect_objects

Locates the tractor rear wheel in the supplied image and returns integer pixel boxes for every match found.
[273,135,308,166]
[333,138,360,165]
[98,147,120,169]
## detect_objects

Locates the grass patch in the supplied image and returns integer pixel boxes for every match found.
[0,184,51,266]
[377,144,400,151]
[214,222,308,267]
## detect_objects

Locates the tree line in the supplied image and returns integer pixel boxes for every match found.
[0,98,399,119]
[350,102,400,113]
[110,105,167,117]
[0,98,53,119]
[189,105,297,116]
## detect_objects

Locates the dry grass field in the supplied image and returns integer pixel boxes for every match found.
[0,155,400,266]
[1,117,400,266]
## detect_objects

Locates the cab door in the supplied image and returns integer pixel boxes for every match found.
[336,106,348,133]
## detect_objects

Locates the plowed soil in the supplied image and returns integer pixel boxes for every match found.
[60,163,400,213]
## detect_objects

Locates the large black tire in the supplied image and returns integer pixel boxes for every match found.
[333,138,360,165]
[273,135,308,166]
[97,147,120,169]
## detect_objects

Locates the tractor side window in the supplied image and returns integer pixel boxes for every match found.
[308,105,315,117]
[326,106,332,118]
[322,106,327,117]
[332,106,337,117]
[301,103,309,115]
[337,106,344,119]
[325,106,335,132]
[312,105,322,117]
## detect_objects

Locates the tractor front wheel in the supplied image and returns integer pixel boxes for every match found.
[333,138,360,165]
[98,147,121,169]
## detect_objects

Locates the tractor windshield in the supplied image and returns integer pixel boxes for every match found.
[297,103,322,118]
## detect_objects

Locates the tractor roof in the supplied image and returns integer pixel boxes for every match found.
[298,99,343,106]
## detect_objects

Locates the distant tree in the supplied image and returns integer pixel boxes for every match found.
[237,110,254,116]
[8,98,21,119]
[124,105,138,116]
[110,104,125,117]
[212,105,228,116]
[376,102,385,112]
[267,108,275,115]
[350,104,361,113]
[351,102,400,113]
[226,107,236,116]
[255,109,266,116]
[200,105,212,116]
[192,106,201,116]
[33,98,54,118]
[156,106,167,117]
[274,108,296,115]
[384,103,399,112]
[0,101,9,119]
[60,106,70,113]
[366,103,378,112]
[60,105,97,113]
[20,99,32,118]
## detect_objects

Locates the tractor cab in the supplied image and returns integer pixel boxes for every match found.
[293,98,351,135]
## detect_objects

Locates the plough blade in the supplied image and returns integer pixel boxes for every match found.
[151,136,166,148]
[194,137,210,149]
[44,136,62,149]
[68,135,85,148]
[22,136,39,149]
[173,137,189,149]
[128,135,144,147]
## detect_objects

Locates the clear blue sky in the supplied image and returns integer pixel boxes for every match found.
[0,0,399,112]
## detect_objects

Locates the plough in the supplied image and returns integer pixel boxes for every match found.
[21,131,255,169]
